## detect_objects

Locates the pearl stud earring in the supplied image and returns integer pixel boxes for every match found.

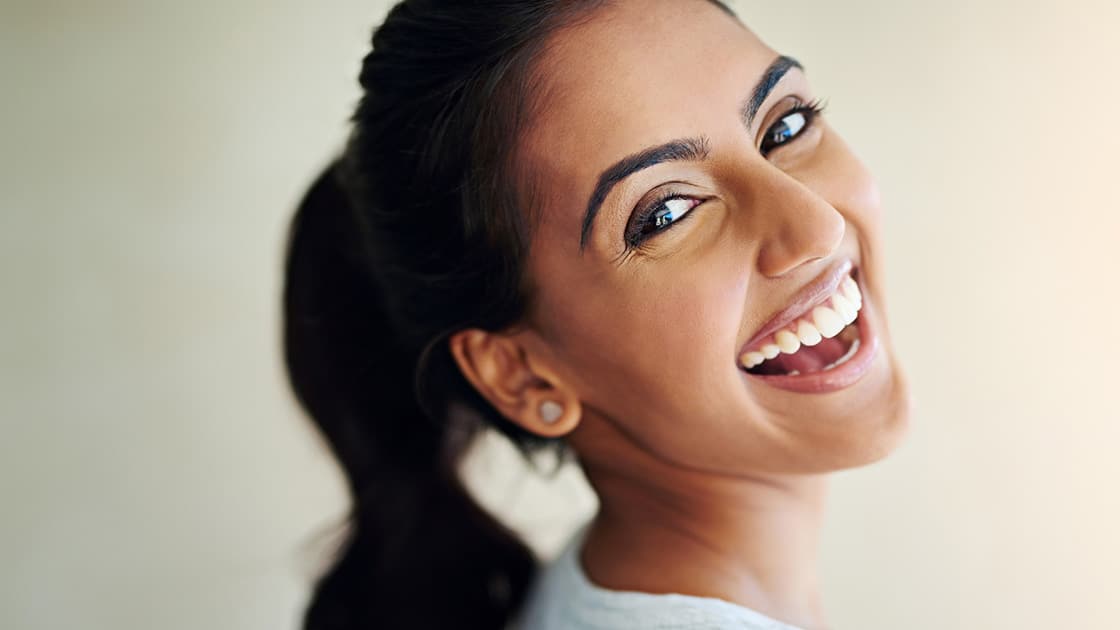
[539,400,563,424]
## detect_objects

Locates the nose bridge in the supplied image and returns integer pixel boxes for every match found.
[739,164,846,278]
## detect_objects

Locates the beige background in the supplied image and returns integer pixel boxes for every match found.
[3,0,1118,628]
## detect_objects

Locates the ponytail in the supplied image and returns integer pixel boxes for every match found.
[281,1,669,625]
[282,163,536,630]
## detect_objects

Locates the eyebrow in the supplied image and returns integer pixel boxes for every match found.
[578,54,803,252]
[741,55,803,129]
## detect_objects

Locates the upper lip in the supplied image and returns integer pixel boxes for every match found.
[739,259,855,357]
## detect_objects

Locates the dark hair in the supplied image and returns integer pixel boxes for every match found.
[282,1,733,629]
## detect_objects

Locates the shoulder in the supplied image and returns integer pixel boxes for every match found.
[511,523,802,630]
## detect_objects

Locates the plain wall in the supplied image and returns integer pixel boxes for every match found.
[3,0,1118,628]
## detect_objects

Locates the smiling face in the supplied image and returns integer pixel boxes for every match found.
[458,0,911,476]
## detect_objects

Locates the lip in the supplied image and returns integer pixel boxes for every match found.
[741,292,880,393]
[738,258,855,356]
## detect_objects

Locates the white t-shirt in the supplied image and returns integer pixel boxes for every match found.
[511,522,806,630]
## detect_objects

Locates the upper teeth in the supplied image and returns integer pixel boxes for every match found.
[739,275,863,370]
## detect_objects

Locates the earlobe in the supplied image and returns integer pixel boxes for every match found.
[539,400,564,424]
[528,395,580,437]
[447,328,581,437]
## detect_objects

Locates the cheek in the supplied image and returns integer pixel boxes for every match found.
[804,131,889,292]
[805,131,883,227]
[534,242,752,437]
[624,260,746,385]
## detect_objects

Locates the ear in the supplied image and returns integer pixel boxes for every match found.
[447,328,581,438]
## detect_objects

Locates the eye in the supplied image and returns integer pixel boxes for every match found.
[625,194,703,247]
[759,99,825,156]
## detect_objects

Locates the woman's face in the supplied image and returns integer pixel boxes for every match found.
[513,0,911,474]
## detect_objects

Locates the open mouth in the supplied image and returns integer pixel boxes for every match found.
[739,269,864,378]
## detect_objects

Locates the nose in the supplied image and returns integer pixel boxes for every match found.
[748,165,846,278]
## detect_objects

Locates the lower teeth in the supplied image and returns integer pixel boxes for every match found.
[823,338,860,370]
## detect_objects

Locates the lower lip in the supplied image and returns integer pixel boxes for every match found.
[740,294,880,394]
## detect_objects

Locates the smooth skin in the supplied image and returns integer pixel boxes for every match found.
[449,1,912,628]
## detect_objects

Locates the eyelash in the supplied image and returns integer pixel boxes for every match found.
[759,97,827,156]
[624,190,703,249]
[623,97,827,250]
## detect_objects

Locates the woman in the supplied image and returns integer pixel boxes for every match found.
[283,0,912,628]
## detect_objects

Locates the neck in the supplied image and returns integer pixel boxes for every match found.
[579,461,830,630]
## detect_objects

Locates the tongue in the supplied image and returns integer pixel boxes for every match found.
[762,336,849,375]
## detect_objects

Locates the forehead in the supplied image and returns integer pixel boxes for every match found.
[520,0,778,230]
